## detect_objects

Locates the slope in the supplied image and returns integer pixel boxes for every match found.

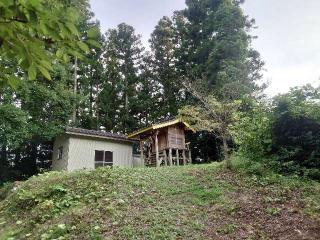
[0,161,319,239]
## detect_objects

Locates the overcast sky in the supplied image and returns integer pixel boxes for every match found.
[90,0,320,96]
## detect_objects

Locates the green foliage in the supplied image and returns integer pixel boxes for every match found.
[231,99,273,160]
[98,23,147,133]
[0,62,77,183]
[0,0,98,86]
[271,85,320,178]
[0,104,30,148]
[217,224,236,235]
[0,182,14,200]
[40,223,69,240]
[179,92,240,166]
[266,207,281,216]
[174,0,264,100]
[150,16,181,117]
[71,10,103,129]
[180,95,238,133]
[191,184,224,206]
[232,85,320,179]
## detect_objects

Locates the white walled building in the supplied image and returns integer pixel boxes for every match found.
[52,128,139,171]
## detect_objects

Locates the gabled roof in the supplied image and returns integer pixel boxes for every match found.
[65,127,137,144]
[127,118,195,139]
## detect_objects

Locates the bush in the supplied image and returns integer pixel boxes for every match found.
[231,100,273,161]
[233,85,320,180]
[0,182,15,200]
[271,87,320,179]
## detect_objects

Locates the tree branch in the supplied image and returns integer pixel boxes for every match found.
[182,77,222,122]
[0,17,28,24]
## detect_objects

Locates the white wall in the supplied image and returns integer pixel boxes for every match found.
[67,135,134,171]
[52,135,69,171]
[133,154,144,167]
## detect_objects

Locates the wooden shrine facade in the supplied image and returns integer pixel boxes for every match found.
[127,119,195,167]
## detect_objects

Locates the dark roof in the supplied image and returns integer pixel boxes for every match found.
[65,127,137,143]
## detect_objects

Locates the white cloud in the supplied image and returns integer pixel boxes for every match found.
[265,63,320,96]
[243,0,320,95]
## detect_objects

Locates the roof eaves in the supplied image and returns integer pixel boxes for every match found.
[127,119,196,138]
[126,126,153,139]
[65,130,137,144]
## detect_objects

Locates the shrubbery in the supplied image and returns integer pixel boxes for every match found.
[233,85,320,180]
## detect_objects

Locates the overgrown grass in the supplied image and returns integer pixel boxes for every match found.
[0,158,319,239]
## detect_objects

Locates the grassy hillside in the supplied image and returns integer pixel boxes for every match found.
[0,160,319,240]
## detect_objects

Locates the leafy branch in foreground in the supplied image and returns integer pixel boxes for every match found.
[0,0,100,88]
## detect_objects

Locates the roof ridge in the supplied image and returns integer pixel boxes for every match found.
[65,127,136,143]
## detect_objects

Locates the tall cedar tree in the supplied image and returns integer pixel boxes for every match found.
[175,0,264,100]
[100,23,145,133]
[150,17,181,118]
[75,13,104,130]
[136,52,161,126]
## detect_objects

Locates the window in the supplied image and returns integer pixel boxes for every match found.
[104,151,113,166]
[95,150,113,168]
[57,146,63,160]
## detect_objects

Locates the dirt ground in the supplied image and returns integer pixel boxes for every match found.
[200,171,320,240]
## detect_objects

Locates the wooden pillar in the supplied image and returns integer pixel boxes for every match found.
[155,131,159,167]
[176,149,180,166]
[140,140,144,166]
[188,150,192,164]
[148,143,151,160]
[182,149,186,165]
[169,148,173,166]
[163,150,167,166]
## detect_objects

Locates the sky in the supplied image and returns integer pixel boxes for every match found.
[90,0,320,96]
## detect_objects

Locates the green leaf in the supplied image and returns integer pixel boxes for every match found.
[65,22,79,36]
[8,76,20,89]
[63,54,70,63]
[38,65,52,80]
[28,65,37,80]
[86,39,101,49]
[39,21,49,35]
[27,9,38,24]
[28,0,40,8]
[87,27,100,39]
[68,49,85,59]
[58,22,69,39]
[56,49,63,59]
[47,25,62,40]
[40,60,53,71]
[77,41,90,54]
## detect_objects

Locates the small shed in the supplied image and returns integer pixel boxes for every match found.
[127,119,195,167]
[52,127,138,171]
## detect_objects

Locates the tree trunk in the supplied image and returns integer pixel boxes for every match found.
[72,57,78,125]
[96,82,100,130]
[0,145,8,182]
[89,68,93,119]
[124,77,128,133]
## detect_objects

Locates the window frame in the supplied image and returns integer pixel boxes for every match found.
[104,151,113,167]
[57,146,63,160]
[94,150,113,168]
